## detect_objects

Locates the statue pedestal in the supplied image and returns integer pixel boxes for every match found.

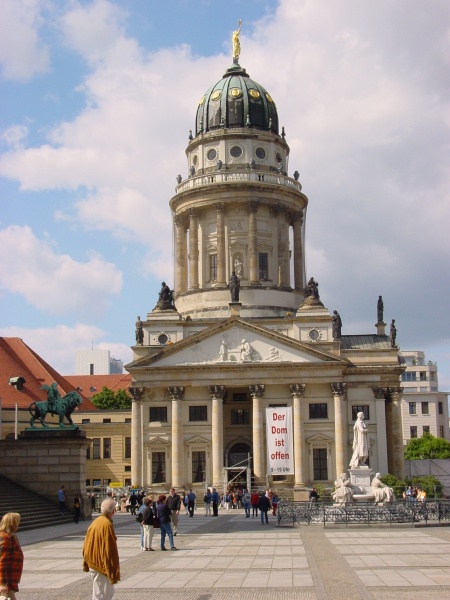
[229,302,242,317]
[349,467,374,502]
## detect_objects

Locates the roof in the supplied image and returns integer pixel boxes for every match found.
[65,374,132,398]
[0,337,96,411]
[340,335,392,350]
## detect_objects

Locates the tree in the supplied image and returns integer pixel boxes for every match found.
[91,386,132,409]
[404,433,450,460]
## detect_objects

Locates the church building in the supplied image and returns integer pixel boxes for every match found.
[126,38,405,497]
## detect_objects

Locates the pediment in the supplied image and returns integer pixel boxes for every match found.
[306,433,334,445]
[147,436,171,446]
[185,436,211,446]
[128,317,346,369]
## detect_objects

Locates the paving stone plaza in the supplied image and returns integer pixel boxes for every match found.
[16,509,450,599]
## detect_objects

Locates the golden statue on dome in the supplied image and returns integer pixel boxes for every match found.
[232,19,242,62]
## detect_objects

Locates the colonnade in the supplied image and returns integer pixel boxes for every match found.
[130,384,404,488]
[173,203,305,294]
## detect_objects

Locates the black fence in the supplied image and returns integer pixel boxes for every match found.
[277,500,450,527]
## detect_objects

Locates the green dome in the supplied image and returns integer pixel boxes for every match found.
[195,64,279,136]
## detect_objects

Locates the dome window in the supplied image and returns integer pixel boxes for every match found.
[256,147,266,160]
[230,146,243,158]
[211,90,221,101]
[199,96,206,105]
[206,148,217,161]
[266,93,274,103]
[229,88,242,98]
[249,89,260,99]
[192,155,198,166]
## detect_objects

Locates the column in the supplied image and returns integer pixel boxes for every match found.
[249,384,265,483]
[168,386,185,488]
[290,383,306,487]
[373,387,389,474]
[130,387,143,486]
[215,203,227,285]
[278,207,290,287]
[189,209,199,289]
[331,383,347,478]
[209,385,226,487]
[248,202,259,284]
[292,210,304,291]
[174,215,188,294]
[389,387,405,480]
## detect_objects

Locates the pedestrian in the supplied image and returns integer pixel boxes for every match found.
[183,493,189,515]
[204,488,212,516]
[223,490,231,511]
[136,500,146,550]
[257,491,270,525]
[156,495,177,551]
[187,489,196,517]
[211,488,220,516]
[142,497,155,551]
[73,494,81,523]
[0,512,24,600]
[82,497,120,599]
[91,493,97,513]
[242,489,251,518]
[58,485,66,516]
[251,490,259,518]
[129,492,138,515]
[309,487,319,503]
[166,488,182,536]
[271,492,279,516]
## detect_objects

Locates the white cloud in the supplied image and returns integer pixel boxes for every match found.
[0,0,50,80]
[0,225,123,320]
[0,323,131,375]
[1,125,29,150]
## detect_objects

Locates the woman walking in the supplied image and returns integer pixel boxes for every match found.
[0,512,24,600]
[156,495,177,551]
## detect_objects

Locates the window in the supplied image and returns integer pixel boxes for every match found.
[209,254,217,281]
[192,451,206,483]
[152,452,166,483]
[103,438,111,459]
[421,402,429,415]
[440,426,444,438]
[351,406,370,421]
[231,409,250,424]
[423,426,430,435]
[124,418,131,423]
[438,402,443,415]
[402,371,416,382]
[124,437,131,459]
[189,406,207,421]
[125,466,131,472]
[409,402,416,415]
[309,403,328,419]
[232,393,247,402]
[103,418,111,424]
[313,448,328,480]
[93,438,101,459]
[86,479,90,487]
[420,372,427,381]
[410,426,417,438]
[90,363,94,375]
[86,446,90,460]
[125,478,131,487]
[150,407,168,422]
[259,253,268,280]
[82,419,90,424]
[93,479,101,486]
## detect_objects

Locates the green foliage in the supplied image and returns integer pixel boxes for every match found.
[404,433,450,460]
[380,473,407,499]
[91,386,132,410]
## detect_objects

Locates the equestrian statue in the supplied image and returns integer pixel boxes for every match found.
[29,382,83,428]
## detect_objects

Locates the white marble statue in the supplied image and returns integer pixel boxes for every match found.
[238,339,253,362]
[332,473,353,504]
[349,411,369,469]
[219,339,228,362]
[371,473,395,504]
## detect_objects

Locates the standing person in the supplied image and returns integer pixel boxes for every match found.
[242,489,251,518]
[142,497,155,551]
[250,491,259,518]
[211,488,219,516]
[204,489,212,516]
[223,490,231,511]
[309,487,319,503]
[271,492,279,516]
[73,494,81,523]
[82,497,120,600]
[183,492,189,515]
[187,489,196,517]
[166,488,182,536]
[136,500,146,550]
[58,485,66,516]
[156,495,177,551]
[257,492,271,525]
[0,513,24,600]
[129,492,138,516]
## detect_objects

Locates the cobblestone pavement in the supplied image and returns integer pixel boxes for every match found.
[16,509,450,600]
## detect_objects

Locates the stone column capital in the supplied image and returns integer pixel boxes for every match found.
[209,385,227,400]
[214,202,226,215]
[290,210,304,225]
[248,201,259,214]
[174,213,188,229]
[372,387,387,400]
[249,384,265,399]
[129,387,144,401]
[168,386,185,401]
[388,387,403,402]
[289,383,306,398]
[331,382,347,397]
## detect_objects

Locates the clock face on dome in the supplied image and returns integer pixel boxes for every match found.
[308,328,322,342]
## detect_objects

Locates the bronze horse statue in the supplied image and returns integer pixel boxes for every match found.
[29,390,82,428]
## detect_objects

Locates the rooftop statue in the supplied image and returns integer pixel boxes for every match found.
[302,276,324,307]
[229,271,240,302]
[390,319,397,347]
[135,316,144,345]
[332,310,342,339]
[232,19,242,62]
[154,281,175,311]
[377,295,384,322]
[29,384,82,428]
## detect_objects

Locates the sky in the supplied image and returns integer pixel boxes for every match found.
[0,0,449,390]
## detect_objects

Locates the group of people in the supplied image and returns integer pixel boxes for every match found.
[404,486,427,502]
[58,485,81,523]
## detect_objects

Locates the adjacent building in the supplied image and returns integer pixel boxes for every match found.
[76,349,124,375]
